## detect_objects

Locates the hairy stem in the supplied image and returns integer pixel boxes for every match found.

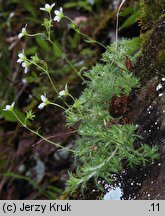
[11,110,75,153]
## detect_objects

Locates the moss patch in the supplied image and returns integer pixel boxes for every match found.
[134,15,165,84]
[140,0,165,31]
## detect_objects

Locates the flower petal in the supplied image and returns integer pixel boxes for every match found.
[65,84,68,91]
[18,33,23,38]
[54,10,60,15]
[11,102,15,108]
[17,59,23,63]
[22,62,27,68]
[6,105,11,110]
[38,102,45,109]
[45,4,50,9]
[58,90,65,97]
[51,3,55,8]
[41,95,46,102]
[22,27,26,32]
[18,53,24,58]
[54,16,59,21]
[40,7,46,11]
[24,67,29,73]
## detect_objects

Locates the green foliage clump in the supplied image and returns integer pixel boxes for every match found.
[65,39,158,194]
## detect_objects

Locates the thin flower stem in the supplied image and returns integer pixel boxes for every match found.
[30,61,59,96]
[116,0,126,50]
[37,130,78,144]
[11,110,26,126]
[49,12,52,21]
[47,29,51,40]
[46,72,59,95]
[11,110,75,153]
[47,38,84,80]
[46,76,70,108]
[69,93,76,102]
[64,16,127,72]
[27,33,44,37]
[50,102,67,111]
[47,12,53,40]
[28,60,70,107]
[64,16,106,49]
[78,31,107,49]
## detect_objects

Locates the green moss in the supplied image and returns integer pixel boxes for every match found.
[134,15,165,83]
[157,50,165,65]
[140,0,165,31]
[140,29,152,47]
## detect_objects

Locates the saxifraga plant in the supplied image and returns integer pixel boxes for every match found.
[3,3,158,196]
[65,40,158,194]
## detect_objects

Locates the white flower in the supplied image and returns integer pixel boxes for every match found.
[38,94,50,109]
[54,7,63,22]
[40,3,55,12]
[58,84,68,97]
[58,90,65,97]
[18,25,27,38]
[17,51,30,73]
[17,51,26,63]
[22,62,29,73]
[3,102,15,111]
